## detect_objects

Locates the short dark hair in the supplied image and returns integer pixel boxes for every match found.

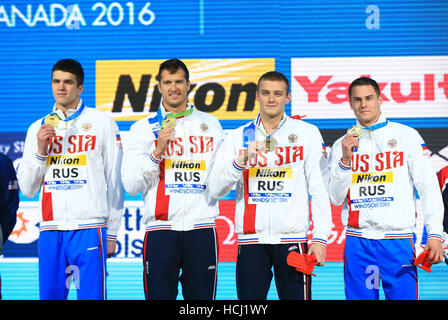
[348,77,381,99]
[257,71,290,93]
[52,59,84,86]
[156,58,189,82]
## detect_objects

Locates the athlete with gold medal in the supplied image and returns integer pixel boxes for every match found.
[328,77,444,300]
[18,59,124,300]
[121,59,225,300]
[208,71,332,300]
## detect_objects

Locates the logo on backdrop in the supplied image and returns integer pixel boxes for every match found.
[291,56,448,119]
[95,58,275,122]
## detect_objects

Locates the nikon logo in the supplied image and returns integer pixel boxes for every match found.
[47,155,86,166]
[356,174,386,183]
[96,58,275,121]
[255,168,286,178]
[352,171,393,184]
[249,167,292,179]
[112,74,256,113]
[171,160,201,170]
[165,159,206,171]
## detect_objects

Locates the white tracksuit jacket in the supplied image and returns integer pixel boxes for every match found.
[208,113,332,246]
[17,100,124,240]
[121,104,225,231]
[328,114,444,241]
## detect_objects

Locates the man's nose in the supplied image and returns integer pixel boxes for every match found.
[169,82,178,91]
[360,98,368,107]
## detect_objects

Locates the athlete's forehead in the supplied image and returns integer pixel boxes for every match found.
[158,68,188,82]
[350,85,379,99]
[52,70,79,85]
[258,79,288,93]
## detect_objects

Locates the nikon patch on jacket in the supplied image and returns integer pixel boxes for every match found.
[248,167,293,204]
[164,159,207,194]
[44,154,87,192]
[350,171,394,210]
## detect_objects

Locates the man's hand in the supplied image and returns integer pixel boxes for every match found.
[107,239,117,258]
[236,140,266,165]
[424,239,444,264]
[37,124,56,156]
[308,243,327,266]
[153,127,175,159]
[341,133,359,166]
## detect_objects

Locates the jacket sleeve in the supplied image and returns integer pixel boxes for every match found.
[328,136,352,206]
[0,155,19,244]
[207,129,245,201]
[121,119,161,197]
[102,116,125,240]
[437,166,448,262]
[304,126,332,245]
[437,166,448,234]
[437,166,448,233]
[17,120,48,198]
[407,129,444,241]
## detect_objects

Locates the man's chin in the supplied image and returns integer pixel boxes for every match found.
[165,100,187,109]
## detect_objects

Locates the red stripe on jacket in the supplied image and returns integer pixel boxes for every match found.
[41,181,54,221]
[347,189,360,229]
[243,169,256,234]
[155,159,170,220]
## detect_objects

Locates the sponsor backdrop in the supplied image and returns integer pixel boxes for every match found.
[0,0,447,299]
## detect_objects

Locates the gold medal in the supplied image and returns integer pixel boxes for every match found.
[162,117,177,129]
[347,125,362,137]
[44,114,60,129]
[265,137,278,152]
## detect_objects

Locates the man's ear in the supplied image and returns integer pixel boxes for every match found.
[77,84,84,96]
[285,92,291,104]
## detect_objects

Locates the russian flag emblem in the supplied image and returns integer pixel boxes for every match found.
[116,134,122,149]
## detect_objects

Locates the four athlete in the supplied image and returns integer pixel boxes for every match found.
[9,58,447,300]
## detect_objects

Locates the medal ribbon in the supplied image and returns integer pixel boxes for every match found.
[63,101,86,122]
[362,120,389,131]
[254,113,288,140]
[165,106,193,120]
[148,104,194,138]
[242,122,256,148]
[352,120,389,152]
[41,101,86,126]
